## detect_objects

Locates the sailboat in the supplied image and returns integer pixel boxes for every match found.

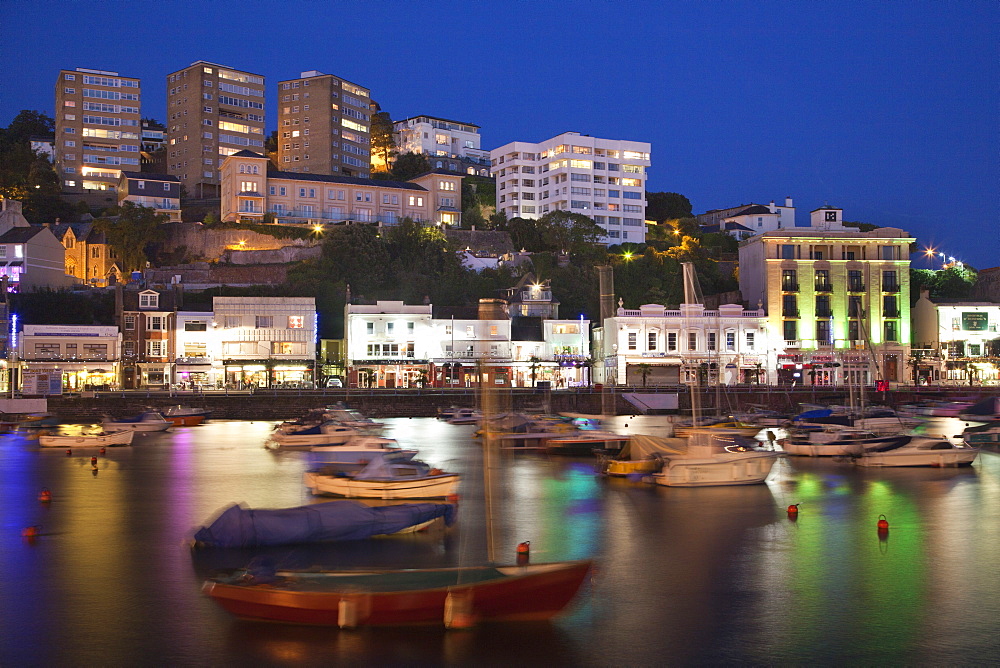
[203,368,593,628]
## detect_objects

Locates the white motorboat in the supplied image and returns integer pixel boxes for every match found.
[445,408,482,425]
[652,429,780,487]
[783,427,910,457]
[853,436,980,467]
[101,411,172,433]
[323,404,386,434]
[38,430,134,447]
[304,450,460,499]
[271,421,358,448]
[964,421,1000,446]
[310,435,403,454]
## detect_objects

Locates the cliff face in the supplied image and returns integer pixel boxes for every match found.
[162,223,315,261]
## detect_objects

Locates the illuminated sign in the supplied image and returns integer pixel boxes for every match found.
[962,312,988,331]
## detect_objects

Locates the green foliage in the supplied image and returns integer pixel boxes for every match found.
[22,157,76,223]
[202,211,220,226]
[842,220,879,232]
[12,288,115,325]
[141,117,165,130]
[370,111,397,169]
[909,266,978,303]
[390,152,430,181]
[94,201,168,273]
[645,192,692,222]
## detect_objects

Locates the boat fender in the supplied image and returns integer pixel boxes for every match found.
[39,489,52,503]
[447,493,459,505]
[91,456,98,466]
[100,447,106,455]
[877,514,889,532]
[444,589,477,629]
[517,541,530,565]
[429,468,443,476]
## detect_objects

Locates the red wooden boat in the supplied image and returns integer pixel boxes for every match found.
[202,560,593,627]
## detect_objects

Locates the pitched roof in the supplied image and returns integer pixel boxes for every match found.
[230,149,265,158]
[0,226,45,243]
[120,171,180,183]
[727,204,773,217]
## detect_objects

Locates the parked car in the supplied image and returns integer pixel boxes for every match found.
[325,378,343,388]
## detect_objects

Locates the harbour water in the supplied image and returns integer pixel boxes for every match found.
[2,416,998,666]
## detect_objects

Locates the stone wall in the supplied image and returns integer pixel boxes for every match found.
[162,223,317,261]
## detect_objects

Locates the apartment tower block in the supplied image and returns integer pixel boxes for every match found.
[166,61,266,198]
[55,68,142,206]
[490,132,651,245]
[276,71,371,178]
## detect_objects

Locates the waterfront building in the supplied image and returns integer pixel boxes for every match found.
[18,324,120,393]
[166,61,266,198]
[116,286,179,389]
[697,197,796,234]
[0,199,74,290]
[51,221,120,287]
[117,172,182,222]
[174,311,220,389]
[140,121,167,173]
[490,131,651,245]
[277,71,371,177]
[213,296,316,388]
[219,150,462,226]
[739,208,913,385]
[596,302,769,386]
[912,290,1000,385]
[344,292,590,389]
[393,115,491,176]
[55,67,142,207]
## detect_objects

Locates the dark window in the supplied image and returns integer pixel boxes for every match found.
[884,320,898,342]
[783,320,797,342]
[781,270,798,291]
[782,294,798,317]
[780,244,795,259]
[816,320,831,344]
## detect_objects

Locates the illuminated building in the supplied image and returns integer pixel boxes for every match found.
[54,67,142,207]
[219,150,462,226]
[912,291,1000,385]
[277,71,371,177]
[18,324,120,392]
[393,115,491,176]
[739,207,914,385]
[490,131,651,244]
[697,197,797,236]
[166,61,266,198]
[0,199,74,290]
[50,221,121,287]
[116,286,178,389]
[117,172,181,223]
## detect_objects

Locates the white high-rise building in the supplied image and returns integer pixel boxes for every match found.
[490,131,651,244]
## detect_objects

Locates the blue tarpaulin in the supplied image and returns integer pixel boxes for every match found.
[194,500,457,548]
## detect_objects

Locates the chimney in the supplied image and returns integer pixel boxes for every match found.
[785,196,793,208]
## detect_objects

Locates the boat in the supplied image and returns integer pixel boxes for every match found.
[852,436,980,467]
[599,434,685,477]
[202,559,594,628]
[192,500,457,548]
[652,429,780,487]
[101,411,172,433]
[270,421,358,448]
[164,405,211,426]
[782,427,910,457]
[304,449,460,499]
[445,407,482,425]
[545,430,629,456]
[963,420,1000,446]
[38,430,134,447]
[310,435,406,454]
[322,404,386,434]
[959,397,1000,422]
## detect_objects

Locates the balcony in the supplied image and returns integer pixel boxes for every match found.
[814,282,833,292]
[270,210,433,226]
[237,205,263,214]
[782,309,800,318]
[848,282,866,292]
[781,282,799,292]
[884,309,900,318]
[883,283,900,293]
[816,309,833,318]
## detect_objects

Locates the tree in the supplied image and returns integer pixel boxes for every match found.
[370,111,397,172]
[94,201,167,273]
[390,152,430,181]
[636,363,653,388]
[22,157,75,223]
[645,192,692,222]
[535,210,604,256]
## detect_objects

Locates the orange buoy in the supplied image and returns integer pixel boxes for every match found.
[39,488,52,503]
[66,449,72,456]
[787,503,799,516]
[516,541,530,565]
[22,526,39,538]
[91,456,98,465]
[877,514,889,531]
[100,447,106,455]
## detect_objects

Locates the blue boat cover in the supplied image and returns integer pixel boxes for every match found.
[794,409,833,421]
[194,500,456,548]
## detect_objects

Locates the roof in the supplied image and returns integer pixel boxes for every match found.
[120,172,180,183]
[396,115,480,129]
[727,205,773,217]
[0,226,45,243]
[50,221,107,244]
[700,222,755,234]
[230,149,265,159]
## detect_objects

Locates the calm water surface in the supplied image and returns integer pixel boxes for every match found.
[1,416,998,666]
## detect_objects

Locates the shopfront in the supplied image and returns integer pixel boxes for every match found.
[224,361,315,389]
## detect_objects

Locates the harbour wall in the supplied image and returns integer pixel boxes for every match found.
[42,387,993,422]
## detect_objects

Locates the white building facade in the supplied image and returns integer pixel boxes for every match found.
[18,324,121,392]
[393,116,491,175]
[490,132,651,245]
[597,303,771,386]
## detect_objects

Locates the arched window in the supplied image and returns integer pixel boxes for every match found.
[252,165,259,174]
[436,161,443,168]
[239,165,245,173]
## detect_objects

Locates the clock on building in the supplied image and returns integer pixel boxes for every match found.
[825,211,837,222]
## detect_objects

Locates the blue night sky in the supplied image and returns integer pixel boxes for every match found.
[3,0,997,270]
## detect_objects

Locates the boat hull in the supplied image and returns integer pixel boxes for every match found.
[166,415,205,427]
[100,421,171,432]
[38,430,134,447]
[654,452,778,487]
[203,560,593,627]
[304,472,461,499]
[783,434,909,457]
[856,448,980,467]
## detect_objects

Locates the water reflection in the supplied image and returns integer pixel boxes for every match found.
[1,420,999,665]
